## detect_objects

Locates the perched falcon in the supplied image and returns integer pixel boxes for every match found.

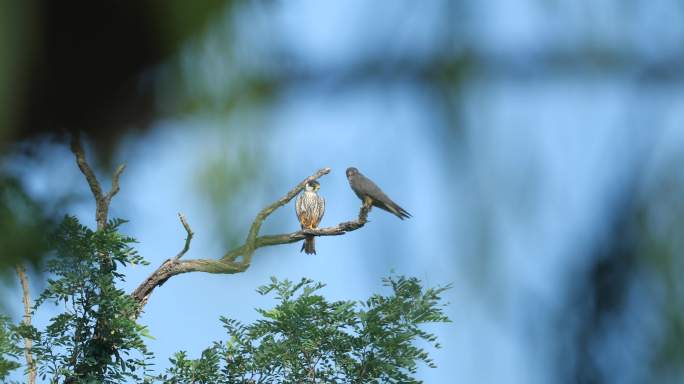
[346,167,411,220]
[295,180,326,254]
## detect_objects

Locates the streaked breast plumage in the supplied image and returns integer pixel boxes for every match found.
[295,180,325,254]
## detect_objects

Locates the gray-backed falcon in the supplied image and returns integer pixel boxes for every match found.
[346,167,411,220]
[295,180,326,254]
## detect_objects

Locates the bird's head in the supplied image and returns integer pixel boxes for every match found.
[346,167,359,179]
[305,180,321,192]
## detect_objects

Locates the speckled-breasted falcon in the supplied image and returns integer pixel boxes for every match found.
[295,180,326,254]
[346,167,411,220]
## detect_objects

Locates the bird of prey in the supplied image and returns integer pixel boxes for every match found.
[346,167,411,220]
[295,180,326,254]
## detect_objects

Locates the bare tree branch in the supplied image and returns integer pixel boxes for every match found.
[130,168,373,314]
[70,133,125,230]
[15,264,36,384]
[67,138,374,317]
[173,213,194,261]
[106,164,126,202]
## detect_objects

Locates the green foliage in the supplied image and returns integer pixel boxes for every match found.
[160,275,451,384]
[2,213,450,383]
[24,215,152,383]
[0,315,21,381]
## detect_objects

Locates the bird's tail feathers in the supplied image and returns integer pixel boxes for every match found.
[301,235,316,254]
[389,202,412,220]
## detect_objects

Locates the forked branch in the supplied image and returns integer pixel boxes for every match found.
[70,134,126,230]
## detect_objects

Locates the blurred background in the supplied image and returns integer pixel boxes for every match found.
[2,0,684,382]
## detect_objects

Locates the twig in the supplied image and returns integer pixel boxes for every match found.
[173,213,194,261]
[15,265,36,384]
[130,168,372,315]
[107,164,126,202]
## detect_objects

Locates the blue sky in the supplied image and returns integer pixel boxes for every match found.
[6,1,684,382]
[9,111,683,384]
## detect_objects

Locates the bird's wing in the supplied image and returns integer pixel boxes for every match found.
[359,174,412,219]
[355,173,384,197]
[314,195,325,227]
[374,198,412,219]
[359,174,396,205]
[295,193,304,223]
